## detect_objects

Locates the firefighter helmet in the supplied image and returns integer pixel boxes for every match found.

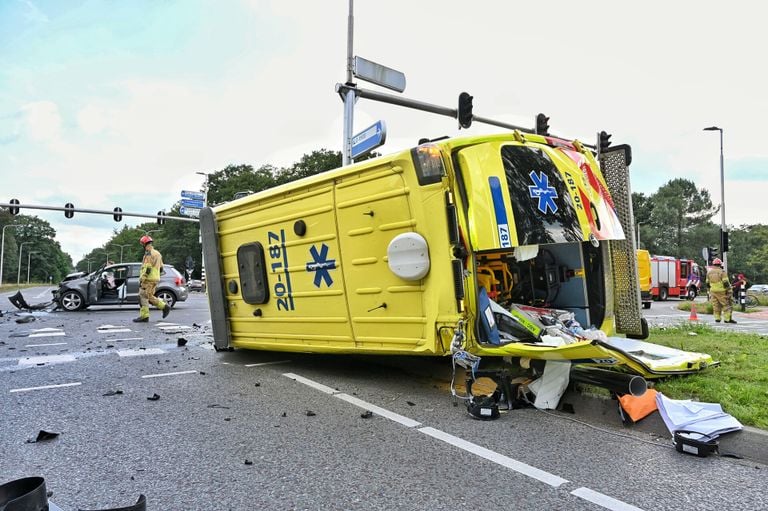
[712,257,722,266]
[140,235,153,245]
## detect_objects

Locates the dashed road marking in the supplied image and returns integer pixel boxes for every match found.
[10,382,82,393]
[571,487,644,511]
[29,328,66,338]
[244,360,291,367]
[117,348,165,357]
[284,372,644,510]
[141,370,198,379]
[25,342,67,347]
[108,337,144,342]
[98,325,132,333]
[19,354,76,366]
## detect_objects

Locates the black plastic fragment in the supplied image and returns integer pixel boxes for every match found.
[306,410,316,417]
[147,394,160,401]
[103,390,124,397]
[26,430,59,443]
[360,411,373,419]
[177,338,188,347]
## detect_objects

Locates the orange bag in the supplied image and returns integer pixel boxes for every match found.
[618,388,659,423]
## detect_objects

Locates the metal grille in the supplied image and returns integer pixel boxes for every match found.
[600,146,643,336]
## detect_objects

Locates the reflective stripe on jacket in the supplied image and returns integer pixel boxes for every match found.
[140,248,163,282]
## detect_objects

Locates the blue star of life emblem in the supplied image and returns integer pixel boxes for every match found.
[528,170,559,214]
[306,243,337,288]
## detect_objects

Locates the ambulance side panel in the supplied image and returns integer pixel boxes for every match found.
[215,182,355,351]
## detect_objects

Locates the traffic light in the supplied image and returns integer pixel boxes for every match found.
[8,198,19,215]
[64,203,75,218]
[535,113,550,136]
[157,210,166,225]
[720,229,729,253]
[598,131,612,152]
[457,92,473,129]
[113,207,123,222]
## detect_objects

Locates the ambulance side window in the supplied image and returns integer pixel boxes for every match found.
[237,242,269,304]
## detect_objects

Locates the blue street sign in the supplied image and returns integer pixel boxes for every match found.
[351,120,386,159]
[181,198,205,209]
[180,206,201,218]
[181,190,205,201]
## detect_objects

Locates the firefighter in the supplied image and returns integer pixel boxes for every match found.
[706,258,735,324]
[133,235,171,323]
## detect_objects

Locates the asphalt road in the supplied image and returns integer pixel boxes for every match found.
[642,295,768,335]
[1,288,767,510]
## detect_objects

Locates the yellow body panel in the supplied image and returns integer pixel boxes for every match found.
[205,131,710,377]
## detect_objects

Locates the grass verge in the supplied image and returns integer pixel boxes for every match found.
[645,323,768,429]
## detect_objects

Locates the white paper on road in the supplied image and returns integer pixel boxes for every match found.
[655,392,743,439]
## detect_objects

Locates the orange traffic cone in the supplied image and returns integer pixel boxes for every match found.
[689,302,699,321]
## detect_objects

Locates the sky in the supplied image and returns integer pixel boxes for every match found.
[2,0,767,263]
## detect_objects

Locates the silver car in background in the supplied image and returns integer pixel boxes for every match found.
[54,263,188,311]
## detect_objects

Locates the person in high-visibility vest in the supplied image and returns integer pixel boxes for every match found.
[706,258,735,324]
[133,235,171,323]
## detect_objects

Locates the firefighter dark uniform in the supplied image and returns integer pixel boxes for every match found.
[706,259,735,324]
[133,235,170,322]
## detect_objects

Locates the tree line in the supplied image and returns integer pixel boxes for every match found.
[2,151,766,285]
[633,178,768,282]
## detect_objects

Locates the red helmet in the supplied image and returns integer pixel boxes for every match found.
[140,235,153,245]
[712,258,722,266]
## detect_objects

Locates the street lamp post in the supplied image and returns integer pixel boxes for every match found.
[115,244,132,263]
[27,251,40,284]
[86,259,93,273]
[94,250,110,266]
[704,126,727,273]
[0,224,20,287]
[16,242,30,287]
[636,221,644,249]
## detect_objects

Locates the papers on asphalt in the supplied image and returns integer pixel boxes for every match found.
[656,393,743,439]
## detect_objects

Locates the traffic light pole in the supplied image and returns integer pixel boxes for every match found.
[0,202,199,223]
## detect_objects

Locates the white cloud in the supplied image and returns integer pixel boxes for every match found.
[20,101,62,142]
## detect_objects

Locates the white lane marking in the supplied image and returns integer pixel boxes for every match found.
[32,327,61,332]
[108,337,144,342]
[98,326,132,333]
[10,382,82,393]
[117,348,165,357]
[419,427,568,488]
[29,331,66,338]
[245,360,291,367]
[25,342,67,347]
[18,354,76,366]
[141,370,198,379]
[571,488,644,511]
[283,373,338,394]
[336,393,421,428]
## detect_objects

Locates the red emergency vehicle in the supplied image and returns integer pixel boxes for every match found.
[650,255,703,300]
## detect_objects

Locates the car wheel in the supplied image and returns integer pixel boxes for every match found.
[157,290,176,308]
[59,290,84,311]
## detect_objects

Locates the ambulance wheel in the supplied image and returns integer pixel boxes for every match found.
[643,301,651,309]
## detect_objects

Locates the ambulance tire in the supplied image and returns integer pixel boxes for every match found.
[626,318,650,340]
[642,301,652,309]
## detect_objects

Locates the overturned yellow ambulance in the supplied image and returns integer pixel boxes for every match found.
[200,131,713,377]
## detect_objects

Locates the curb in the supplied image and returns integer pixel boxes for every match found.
[560,389,768,465]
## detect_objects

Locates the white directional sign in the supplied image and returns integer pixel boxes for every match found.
[180,206,201,218]
[353,56,406,93]
[181,190,205,201]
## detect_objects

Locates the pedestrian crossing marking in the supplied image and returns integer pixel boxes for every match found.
[117,348,166,357]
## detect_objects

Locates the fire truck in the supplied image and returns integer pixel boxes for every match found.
[650,255,703,301]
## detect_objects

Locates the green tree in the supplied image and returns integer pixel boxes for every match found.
[727,225,768,283]
[646,179,717,258]
[276,149,342,183]
[4,214,72,284]
[206,164,278,205]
